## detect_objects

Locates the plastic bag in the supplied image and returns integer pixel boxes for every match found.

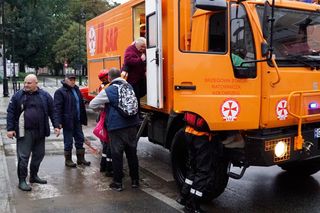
[93,111,109,142]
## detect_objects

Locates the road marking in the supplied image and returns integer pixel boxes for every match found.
[141,187,184,212]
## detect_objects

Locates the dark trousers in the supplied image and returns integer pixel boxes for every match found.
[109,126,139,183]
[182,133,212,195]
[63,121,85,151]
[17,130,45,179]
[132,78,146,112]
[101,140,112,171]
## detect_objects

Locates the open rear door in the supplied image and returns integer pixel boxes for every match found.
[145,0,163,108]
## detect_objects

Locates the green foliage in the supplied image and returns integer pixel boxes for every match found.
[52,22,86,69]
[4,0,119,74]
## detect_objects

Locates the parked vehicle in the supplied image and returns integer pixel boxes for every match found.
[86,0,320,200]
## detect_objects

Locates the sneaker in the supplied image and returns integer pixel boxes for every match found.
[109,182,123,192]
[131,179,139,188]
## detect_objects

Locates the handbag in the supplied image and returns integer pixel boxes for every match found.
[93,111,109,142]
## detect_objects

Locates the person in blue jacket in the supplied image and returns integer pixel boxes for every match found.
[89,68,140,191]
[6,74,60,191]
[54,73,90,168]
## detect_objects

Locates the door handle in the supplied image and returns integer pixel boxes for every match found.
[174,85,196,90]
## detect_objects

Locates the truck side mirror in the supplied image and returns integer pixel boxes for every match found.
[195,0,227,11]
[262,1,271,40]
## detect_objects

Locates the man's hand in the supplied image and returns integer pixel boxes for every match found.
[54,128,60,137]
[7,131,16,139]
[141,53,146,62]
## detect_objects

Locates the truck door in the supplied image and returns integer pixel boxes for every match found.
[145,0,163,108]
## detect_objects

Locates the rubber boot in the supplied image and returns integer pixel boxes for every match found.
[176,181,191,205]
[105,158,113,177]
[18,178,32,191]
[30,174,47,184]
[76,149,91,166]
[64,151,76,168]
[184,195,206,213]
[100,157,107,172]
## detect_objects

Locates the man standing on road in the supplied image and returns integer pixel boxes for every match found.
[54,73,90,168]
[122,37,147,114]
[89,68,140,191]
[6,74,60,191]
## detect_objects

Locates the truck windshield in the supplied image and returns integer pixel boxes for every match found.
[257,6,320,67]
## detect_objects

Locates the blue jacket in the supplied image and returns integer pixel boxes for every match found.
[105,80,140,131]
[6,88,58,138]
[54,81,87,130]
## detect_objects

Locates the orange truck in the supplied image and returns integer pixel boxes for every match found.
[86,0,320,200]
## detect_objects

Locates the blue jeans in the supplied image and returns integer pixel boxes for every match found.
[63,121,85,151]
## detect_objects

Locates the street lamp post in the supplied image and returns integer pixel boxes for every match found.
[11,29,16,93]
[1,0,8,97]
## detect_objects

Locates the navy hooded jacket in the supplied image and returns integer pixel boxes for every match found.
[54,80,87,130]
[6,88,59,138]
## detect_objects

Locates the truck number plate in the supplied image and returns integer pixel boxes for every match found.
[314,128,320,138]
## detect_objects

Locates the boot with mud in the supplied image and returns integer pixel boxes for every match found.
[64,150,76,168]
[76,149,91,166]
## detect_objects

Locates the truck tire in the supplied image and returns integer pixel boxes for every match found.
[279,158,320,176]
[170,128,229,201]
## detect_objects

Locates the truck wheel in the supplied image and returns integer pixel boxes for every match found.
[170,129,229,201]
[279,158,320,176]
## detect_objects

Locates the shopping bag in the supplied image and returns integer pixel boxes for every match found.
[93,111,109,142]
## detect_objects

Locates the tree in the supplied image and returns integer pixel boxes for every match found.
[4,0,118,74]
[52,21,86,69]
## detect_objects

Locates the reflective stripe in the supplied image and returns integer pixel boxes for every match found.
[190,188,203,197]
[185,178,193,185]
[195,190,203,197]
[102,154,107,157]
[185,126,212,140]
[106,158,112,162]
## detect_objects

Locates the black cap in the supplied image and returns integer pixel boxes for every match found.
[65,73,76,79]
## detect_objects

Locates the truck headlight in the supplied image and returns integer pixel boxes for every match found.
[274,141,287,158]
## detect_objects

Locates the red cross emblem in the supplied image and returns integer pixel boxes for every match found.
[221,99,240,122]
[276,99,288,120]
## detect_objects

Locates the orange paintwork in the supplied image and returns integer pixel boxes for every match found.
[87,0,320,132]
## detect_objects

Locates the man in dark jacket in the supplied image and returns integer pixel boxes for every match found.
[122,37,146,113]
[54,73,90,167]
[89,68,140,192]
[7,74,60,191]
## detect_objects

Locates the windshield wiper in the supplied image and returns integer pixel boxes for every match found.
[279,54,320,70]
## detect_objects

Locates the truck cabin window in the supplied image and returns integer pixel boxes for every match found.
[257,6,320,67]
[230,3,256,68]
[178,0,227,53]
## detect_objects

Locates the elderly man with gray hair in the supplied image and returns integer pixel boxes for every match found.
[122,37,147,115]
[6,74,60,191]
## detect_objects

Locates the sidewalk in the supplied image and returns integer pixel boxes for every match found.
[0,84,15,213]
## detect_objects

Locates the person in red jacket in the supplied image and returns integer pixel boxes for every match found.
[97,69,113,177]
[122,37,146,114]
